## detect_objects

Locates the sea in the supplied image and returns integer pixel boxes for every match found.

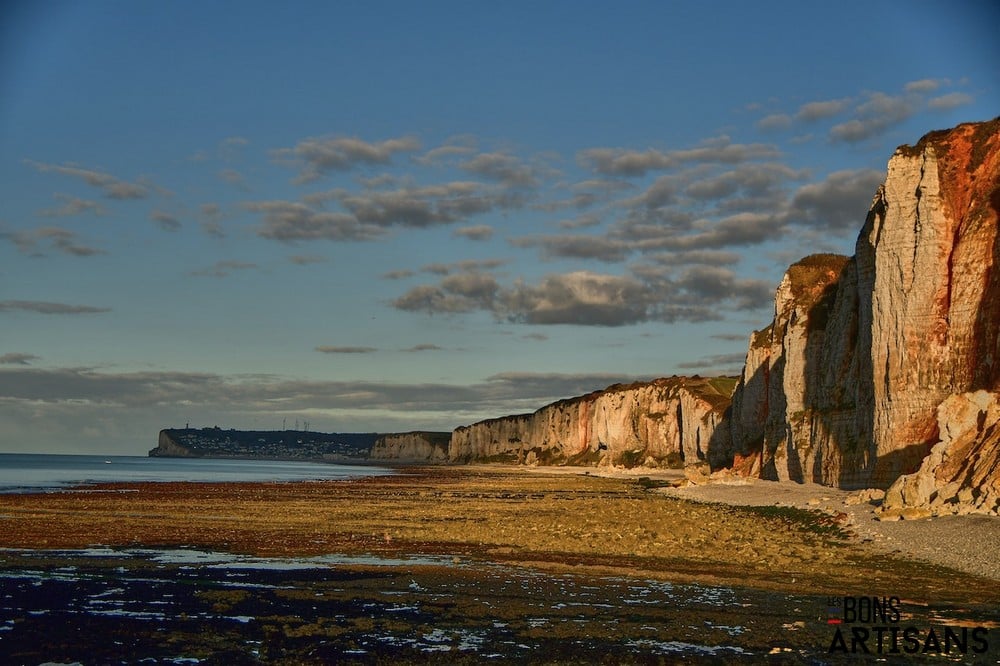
[0,453,392,493]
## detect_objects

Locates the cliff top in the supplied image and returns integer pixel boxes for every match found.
[785,253,850,302]
[455,375,738,431]
[895,117,1000,161]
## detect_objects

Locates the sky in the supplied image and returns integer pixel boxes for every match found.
[1,1,998,455]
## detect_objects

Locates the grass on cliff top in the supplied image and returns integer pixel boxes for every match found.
[707,376,739,397]
[786,254,849,299]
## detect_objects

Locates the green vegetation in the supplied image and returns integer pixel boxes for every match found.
[633,476,675,490]
[735,504,849,539]
[708,376,739,396]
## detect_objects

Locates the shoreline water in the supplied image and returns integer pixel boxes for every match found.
[0,452,392,493]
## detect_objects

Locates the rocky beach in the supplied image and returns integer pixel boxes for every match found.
[1,467,999,663]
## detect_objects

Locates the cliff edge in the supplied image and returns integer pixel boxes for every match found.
[371,432,451,463]
[720,118,1000,506]
[450,376,736,468]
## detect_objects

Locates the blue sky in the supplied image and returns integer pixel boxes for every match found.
[1,0,998,454]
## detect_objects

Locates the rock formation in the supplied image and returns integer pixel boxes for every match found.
[721,118,1000,491]
[880,391,1000,517]
[371,432,451,463]
[450,376,735,467]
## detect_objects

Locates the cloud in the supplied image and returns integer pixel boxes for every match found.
[829,92,918,143]
[460,152,540,188]
[577,137,781,177]
[415,137,479,165]
[245,200,382,242]
[315,346,378,354]
[0,366,651,419]
[452,225,494,241]
[795,98,851,121]
[392,269,502,315]
[557,213,603,229]
[334,181,522,228]
[189,260,259,278]
[402,344,443,352]
[496,271,656,326]
[0,353,40,365]
[904,79,946,94]
[710,333,748,342]
[671,265,773,310]
[509,235,630,263]
[38,193,106,218]
[927,92,974,111]
[787,168,884,231]
[683,163,805,202]
[288,254,326,265]
[272,135,420,183]
[649,212,784,251]
[2,227,105,257]
[199,203,227,238]
[0,300,110,315]
[25,160,150,199]
[420,259,506,275]
[756,114,792,131]
[676,352,747,371]
[218,168,246,187]
[220,136,250,158]
[150,210,181,232]
[644,250,743,266]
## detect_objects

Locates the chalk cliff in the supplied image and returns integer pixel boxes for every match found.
[371,432,451,463]
[722,118,1000,492]
[152,430,199,457]
[450,376,735,467]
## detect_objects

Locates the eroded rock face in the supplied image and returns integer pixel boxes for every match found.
[449,377,734,467]
[726,254,853,484]
[371,432,451,463]
[880,391,1000,517]
[724,119,1000,489]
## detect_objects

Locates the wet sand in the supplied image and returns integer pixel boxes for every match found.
[1,466,998,663]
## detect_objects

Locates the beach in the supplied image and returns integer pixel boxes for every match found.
[1,466,998,663]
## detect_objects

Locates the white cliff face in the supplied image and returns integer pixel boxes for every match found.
[727,255,851,483]
[725,119,1000,490]
[371,432,450,463]
[449,378,733,467]
[853,121,1000,486]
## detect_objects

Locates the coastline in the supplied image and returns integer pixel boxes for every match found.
[0,465,995,598]
[2,465,999,663]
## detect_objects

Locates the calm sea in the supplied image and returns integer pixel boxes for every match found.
[0,453,392,493]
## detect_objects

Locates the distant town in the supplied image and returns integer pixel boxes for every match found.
[151,427,378,460]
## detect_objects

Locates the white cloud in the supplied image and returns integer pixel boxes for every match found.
[25,160,150,199]
[927,92,974,111]
[0,300,110,314]
[272,135,420,183]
